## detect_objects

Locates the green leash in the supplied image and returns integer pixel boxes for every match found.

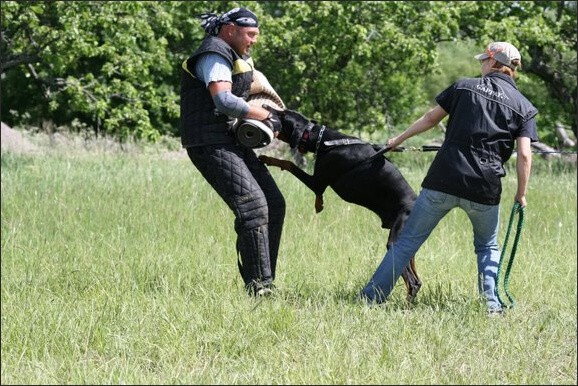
[496,201,525,309]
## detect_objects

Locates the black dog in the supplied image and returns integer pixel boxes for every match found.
[258,106,422,301]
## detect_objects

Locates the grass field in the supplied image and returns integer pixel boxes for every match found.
[1,133,576,384]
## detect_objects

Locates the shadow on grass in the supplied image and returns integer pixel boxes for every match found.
[263,280,487,316]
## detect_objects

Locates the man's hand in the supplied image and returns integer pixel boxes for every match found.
[386,136,403,150]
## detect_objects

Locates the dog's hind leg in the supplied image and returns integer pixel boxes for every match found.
[388,210,422,302]
[400,259,421,302]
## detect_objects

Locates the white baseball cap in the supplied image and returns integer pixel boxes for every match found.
[474,42,521,69]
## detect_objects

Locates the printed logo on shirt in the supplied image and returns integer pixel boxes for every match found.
[475,84,510,101]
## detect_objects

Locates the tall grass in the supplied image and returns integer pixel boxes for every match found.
[1,138,576,384]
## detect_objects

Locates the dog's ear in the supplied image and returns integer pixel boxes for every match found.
[262,104,284,116]
[284,108,310,122]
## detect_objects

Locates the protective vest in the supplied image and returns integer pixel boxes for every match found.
[422,72,538,205]
[180,36,254,147]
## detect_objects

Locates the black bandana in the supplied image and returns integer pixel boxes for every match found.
[198,7,259,36]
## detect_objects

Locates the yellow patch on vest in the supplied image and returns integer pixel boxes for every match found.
[232,57,254,75]
[182,59,196,78]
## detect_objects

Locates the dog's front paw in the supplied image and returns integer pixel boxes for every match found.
[258,155,292,171]
[258,155,277,167]
[258,155,270,163]
[315,195,324,213]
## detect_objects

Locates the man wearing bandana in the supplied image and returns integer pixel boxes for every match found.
[180,7,285,297]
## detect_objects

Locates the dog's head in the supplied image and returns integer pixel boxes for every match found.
[263,105,313,148]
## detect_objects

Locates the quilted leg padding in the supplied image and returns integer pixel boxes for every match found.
[187,144,285,287]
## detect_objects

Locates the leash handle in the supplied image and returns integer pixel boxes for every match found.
[496,201,525,309]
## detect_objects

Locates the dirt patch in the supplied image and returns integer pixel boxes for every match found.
[1,122,39,154]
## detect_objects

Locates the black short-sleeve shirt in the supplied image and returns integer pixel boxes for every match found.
[422,72,538,205]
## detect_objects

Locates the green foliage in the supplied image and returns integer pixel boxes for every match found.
[1,1,180,140]
[256,1,443,134]
[451,1,577,136]
[422,39,481,102]
[1,1,576,145]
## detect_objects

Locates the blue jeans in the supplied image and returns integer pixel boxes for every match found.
[361,188,503,311]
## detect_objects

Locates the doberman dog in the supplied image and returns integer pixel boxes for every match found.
[258,106,422,301]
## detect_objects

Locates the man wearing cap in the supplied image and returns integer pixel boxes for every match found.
[180,7,285,297]
[360,42,538,315]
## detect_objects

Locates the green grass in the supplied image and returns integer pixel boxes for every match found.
[1,137,576,384]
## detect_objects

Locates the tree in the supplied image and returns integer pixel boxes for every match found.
[453,1,577,141]
[1,1,181,140]
[1,1,575,146]
[256,1,455,137]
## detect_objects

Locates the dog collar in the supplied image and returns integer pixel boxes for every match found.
[297,122,315,154]
[314,125,326,155]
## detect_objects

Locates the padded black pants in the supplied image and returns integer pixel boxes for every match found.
[187,144,286,293]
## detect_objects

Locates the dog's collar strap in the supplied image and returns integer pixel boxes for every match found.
[297,122,315,154]
[323,138,366,147]
[314,125,326,155]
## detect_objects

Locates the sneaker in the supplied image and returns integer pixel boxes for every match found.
[246,280,275,297]
[255,287,274,297]
[488,309,504,317]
